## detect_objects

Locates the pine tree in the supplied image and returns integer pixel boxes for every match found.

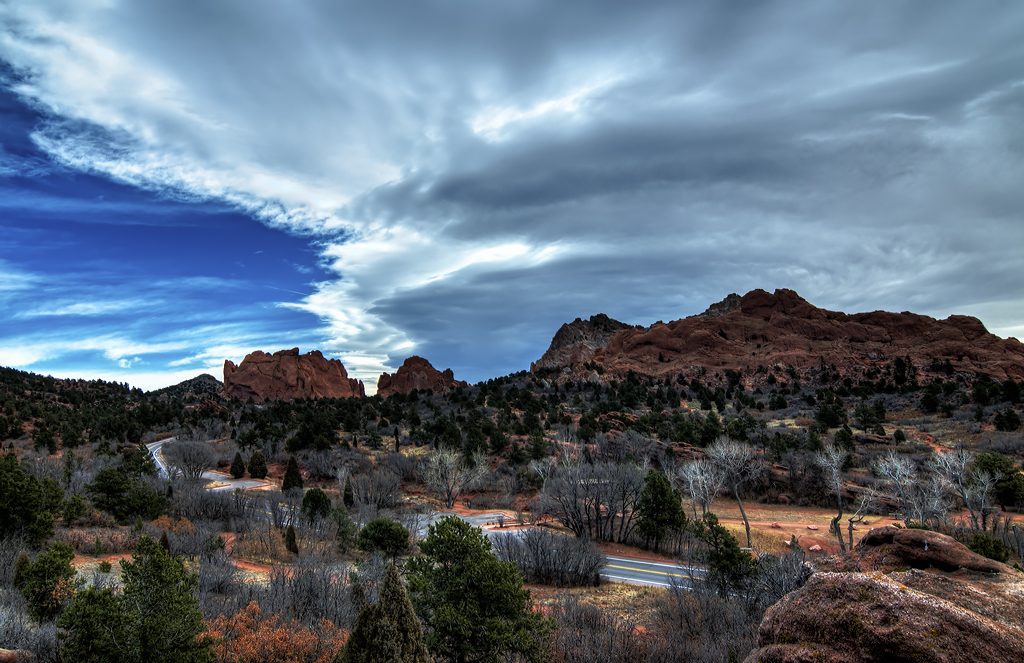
[285,524,299,554]
[16,542,78,621]
[343,475,355,507]
[407,516,551,662]
[282,455,303,491]
[58,586,139,663]
[230,452,246,479]
[247,450,268,479]
[636,469,685,553]
[341,564,430,663]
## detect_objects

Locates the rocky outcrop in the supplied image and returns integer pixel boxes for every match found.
[377,356,466,398]
[745,571,1024,663]
[531,314,638,373]
[533,289,1024,382]
[856,525,1011,574]
[222,348,364,402]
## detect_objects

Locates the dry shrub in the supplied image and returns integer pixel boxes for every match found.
[233,527,293,564]
[206,600,348,663]
[54,527,138,554]
[150,515,196,535]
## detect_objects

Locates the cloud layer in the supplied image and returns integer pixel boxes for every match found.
[1,1,1023,388]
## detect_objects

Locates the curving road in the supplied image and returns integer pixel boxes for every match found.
[146,442,701,588]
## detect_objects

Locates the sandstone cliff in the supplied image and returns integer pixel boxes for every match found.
[533,288,1024,382]
[222,348,364,401]
[377,356,466,398]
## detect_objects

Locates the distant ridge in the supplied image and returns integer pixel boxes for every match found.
[533,288,1024,382]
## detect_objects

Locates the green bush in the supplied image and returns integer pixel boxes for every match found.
[965,533,1010,563]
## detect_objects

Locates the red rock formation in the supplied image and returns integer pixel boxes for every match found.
[745,570,1024,663]
[222,348,364,402]
[530,314,638,373]
[377,356,466,398]
[533,288,1024,382]
[856,525,1011,574]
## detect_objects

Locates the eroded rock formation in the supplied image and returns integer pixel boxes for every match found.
[531,313,638,373]
[745,571,1024,663]
[222,348,364,401]
[377,356,466,398]
[533,289,1024,382]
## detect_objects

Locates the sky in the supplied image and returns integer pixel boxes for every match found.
[0,1,1022,393]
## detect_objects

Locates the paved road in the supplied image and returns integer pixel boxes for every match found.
[600,555,705,589]
[146,438,273,491]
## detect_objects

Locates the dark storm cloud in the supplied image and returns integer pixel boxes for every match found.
[2,0,1022,387]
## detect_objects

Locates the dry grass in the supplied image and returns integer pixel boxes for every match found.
[529,581,666,628]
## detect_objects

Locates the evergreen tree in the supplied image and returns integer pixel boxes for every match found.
[407,516,550,662]
[343,475,355,507]
[58,586,139,663]
[636,469,685,553]
[695,513,756,595]
[334,507,358,554]
[15,542,78,621]
[120,537,212,662]
[247,450,268,479]
[340,564,430,663]
[282,455,303,491]
[229,451,246,479]
[302,487,333,521]
[60,536,212,662]
[357,517,410,559]
[0,453,61,547]
[285,524,299,554]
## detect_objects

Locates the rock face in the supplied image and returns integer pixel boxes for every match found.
[531,314,638,373]
[377,356,466,398]
[745,571,1024,663]
[222,348,364,402]
[533,288,1024,382]
[856,525,1011,574]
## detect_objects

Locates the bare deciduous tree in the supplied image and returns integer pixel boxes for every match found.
[814,443,849,553]
[678,459,724,518]
[706,437,761,549]
[166,440,217,481]
[930,446,996,530]
[847,488,878,551]
[541,460,644,544]
[424,449,488,509]
[873,451,916,526]
[349,467,401,511]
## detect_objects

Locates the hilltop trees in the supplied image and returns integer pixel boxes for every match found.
[407,516,550,662]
